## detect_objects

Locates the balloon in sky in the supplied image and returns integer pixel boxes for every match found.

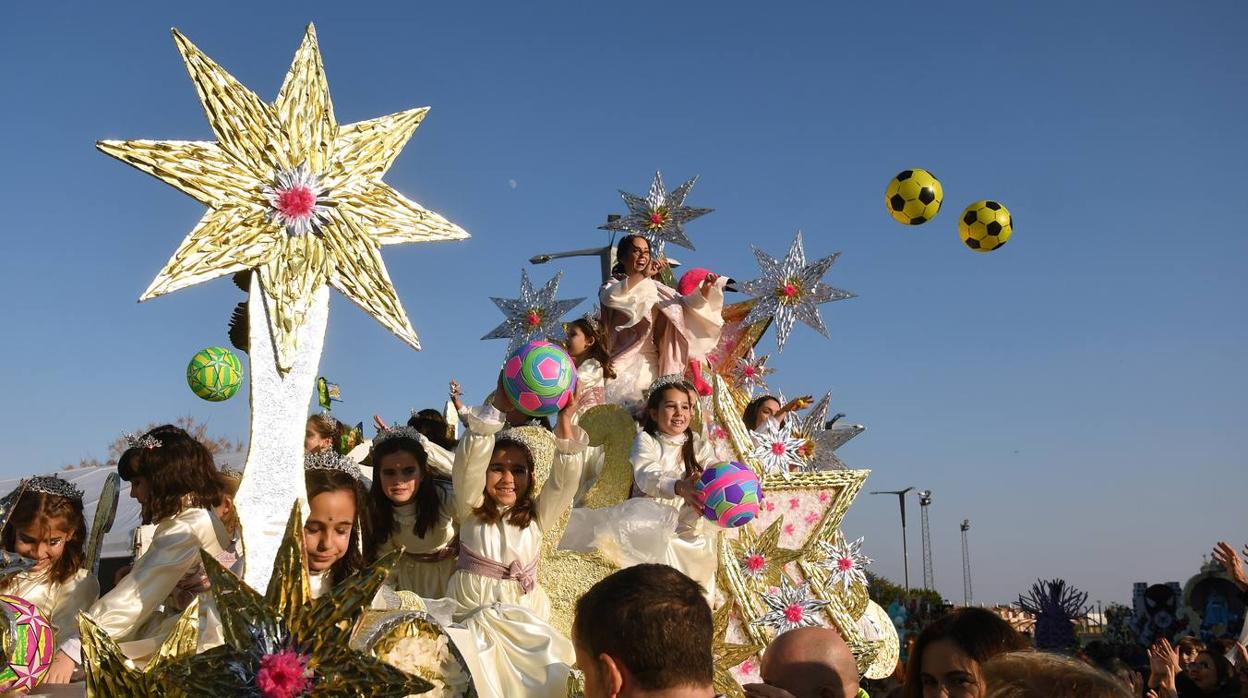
[186,346,244,402]
[958,200,1013,252]
[885,169,943,225]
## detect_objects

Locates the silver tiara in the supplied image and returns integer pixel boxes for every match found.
[643,373,693,400]
[304,450,364,482]
[373,424,424,450]
[496,426,555,471]
[18,475,84,502]
[579,310,602,335]
[123,432,162,450]
[218,466,244,480]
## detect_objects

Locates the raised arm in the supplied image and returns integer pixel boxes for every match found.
[451,404,505,520]
[535,395,588,528]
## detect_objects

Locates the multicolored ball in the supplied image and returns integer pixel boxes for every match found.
[697,461,762,528]
[502,340,577,417]
[0,594,54,692]
[186,346,244,402]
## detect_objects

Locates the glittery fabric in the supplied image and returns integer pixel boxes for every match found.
[482,270,585,356]
[711,601,760,698]
[740,231,855,352]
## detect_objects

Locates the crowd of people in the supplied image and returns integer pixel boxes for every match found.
[1,230,1243,696]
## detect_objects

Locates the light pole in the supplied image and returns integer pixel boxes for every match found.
[870,487,915,592]
[529,215,619,284]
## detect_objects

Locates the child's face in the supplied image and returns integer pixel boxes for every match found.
[485,444,530,509]
[14,519,73,573]
[752,398,782,430]
[128,475,150,508]
[303,490,354,572]
[565,325,592,359]
[304,426,332,454]
[377,451,422,505]
[649,387,693,436]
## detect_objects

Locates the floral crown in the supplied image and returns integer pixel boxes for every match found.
[122,432,162,450]
[15,475,84,503]
[373,424,424,450]
[304,450,364,482]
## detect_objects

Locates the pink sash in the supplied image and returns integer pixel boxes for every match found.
[455,544,538,595]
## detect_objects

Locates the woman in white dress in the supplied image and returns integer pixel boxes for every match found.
[600,234,726,406]
[448,383,586,698]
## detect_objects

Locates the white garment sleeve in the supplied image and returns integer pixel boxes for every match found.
[53,570,100,654]
[631,432,678,499]
[600,277,658,330]
[535,427,588,528]
[417,433,455,478]
[452,404,505,520]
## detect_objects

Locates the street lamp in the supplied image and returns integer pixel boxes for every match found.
[870,487,915,592]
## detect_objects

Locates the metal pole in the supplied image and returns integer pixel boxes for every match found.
[872,487,915,594]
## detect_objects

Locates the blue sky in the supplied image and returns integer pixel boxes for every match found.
[2,1,1244,607]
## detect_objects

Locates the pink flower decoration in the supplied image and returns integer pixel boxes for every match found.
[746,554,766,572]
[784,604,804,623]
[765,501,776,512]
[818,491,830,503]
[741,660,756,674]
[256,649,312,698]
[837,556,854,572]
[788,497,800,510]
[782,284,798,297]
[770,442,786,456]
[274,186,316,219]
[804,511,820,525]
[783,523,795,536]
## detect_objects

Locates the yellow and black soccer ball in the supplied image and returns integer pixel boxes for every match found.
[885,169,943,225]
[958,200,1012,252]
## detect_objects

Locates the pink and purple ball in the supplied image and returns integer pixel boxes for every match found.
[697,461,762,528]
[0,594,55,692]
[502,340,578,418]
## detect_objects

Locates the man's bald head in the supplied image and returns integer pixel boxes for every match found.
[759,627,859,698]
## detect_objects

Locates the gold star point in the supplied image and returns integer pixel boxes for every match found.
[100,25,469,369]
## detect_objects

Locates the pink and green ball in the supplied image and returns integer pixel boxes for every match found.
[0,594,55,692]
[502,340,578,417]
[697,461,762,528]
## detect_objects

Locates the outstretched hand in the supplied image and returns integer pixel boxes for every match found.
[673,470,706,510]
[372,414,388,432]
[1213,541,1248,591]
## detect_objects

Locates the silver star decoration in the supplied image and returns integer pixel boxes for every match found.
[751,576,832,634]
[482,270,585,355]
[791,393,865,471]
[599,171,712,253]
[817,533,873,594]
[750,418,806,481]
[732,349,774,396]
[741,231,856,352]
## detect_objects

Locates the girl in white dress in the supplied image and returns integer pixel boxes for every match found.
[52,425,230,680]
[448,383,586,698]
[303,451,371,600]
[367,426,457,599]
[1,475,100,684]
[564,314,614,413]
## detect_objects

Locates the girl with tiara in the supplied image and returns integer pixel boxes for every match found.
[742,393,813,433]
[448,378,586,698]
[600,234,726,406]
[367,425,457,598]
[564,376,721,597]
[1,475,100,684]
[50,426,230,680]
[564,313,615,413]
[305,413,339,454]
[302,450,372,599]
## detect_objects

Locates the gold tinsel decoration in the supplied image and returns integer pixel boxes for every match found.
[79,598,199,697]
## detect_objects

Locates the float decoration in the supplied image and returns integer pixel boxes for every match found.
[740,232,855,352]
[600,171,712,254]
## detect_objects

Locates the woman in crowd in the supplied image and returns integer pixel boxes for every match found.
[904,606,1029,698]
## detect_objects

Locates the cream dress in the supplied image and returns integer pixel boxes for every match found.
[375,481,458,599]
[4,567,99,654]
[77,507,229,664]
[600,275,725,405]
[446,405,586,698]
[563,429,721,597]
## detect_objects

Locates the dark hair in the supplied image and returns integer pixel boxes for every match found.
[1,490,87,586]
[566,317,616,380]
[611,234,651,277]
[472,438,536,529]
[305,468,369,586]
[1176,635,1205,658]
[369,436,443,543]
[1197,649,1234,689]
[641,382,700,479]
[573,564,714,690]
[743,395,781,431]
[406,409,458,451]
[306,414,340,452]
[119,425,225,525]
[903,607,1029,698]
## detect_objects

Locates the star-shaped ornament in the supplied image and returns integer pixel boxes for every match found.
[80,598,200,696]
[791,393,864,471]
[740,232,855,352]
[482,270,584,355]
[98,25,469,370]
[732,350,774,397]
[711,601,762,698]
[817,533,873,594]
[728,516,803,590]
[750,419,806,481]
[600,171,712,253]
[156,504,431,696]
[751,577,832,635]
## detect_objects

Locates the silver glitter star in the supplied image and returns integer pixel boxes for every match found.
[751,576,832,634]
[482,270,585,355]
[790,393,865,471]
[600,171,712,253]
[750,418,806,481]
[741,231,855,352]
[817,533,873,594]
[733,349,774,396]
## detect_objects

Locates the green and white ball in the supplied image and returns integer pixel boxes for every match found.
[186,346,244,402]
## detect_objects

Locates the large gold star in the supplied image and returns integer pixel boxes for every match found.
[98,25,469,370]
[79,599,200,696]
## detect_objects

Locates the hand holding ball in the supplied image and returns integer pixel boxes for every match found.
[186,346,244,402]
[698,461,762,528]
[502,340,578,417]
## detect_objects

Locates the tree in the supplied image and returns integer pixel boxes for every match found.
[62,415,243,470]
